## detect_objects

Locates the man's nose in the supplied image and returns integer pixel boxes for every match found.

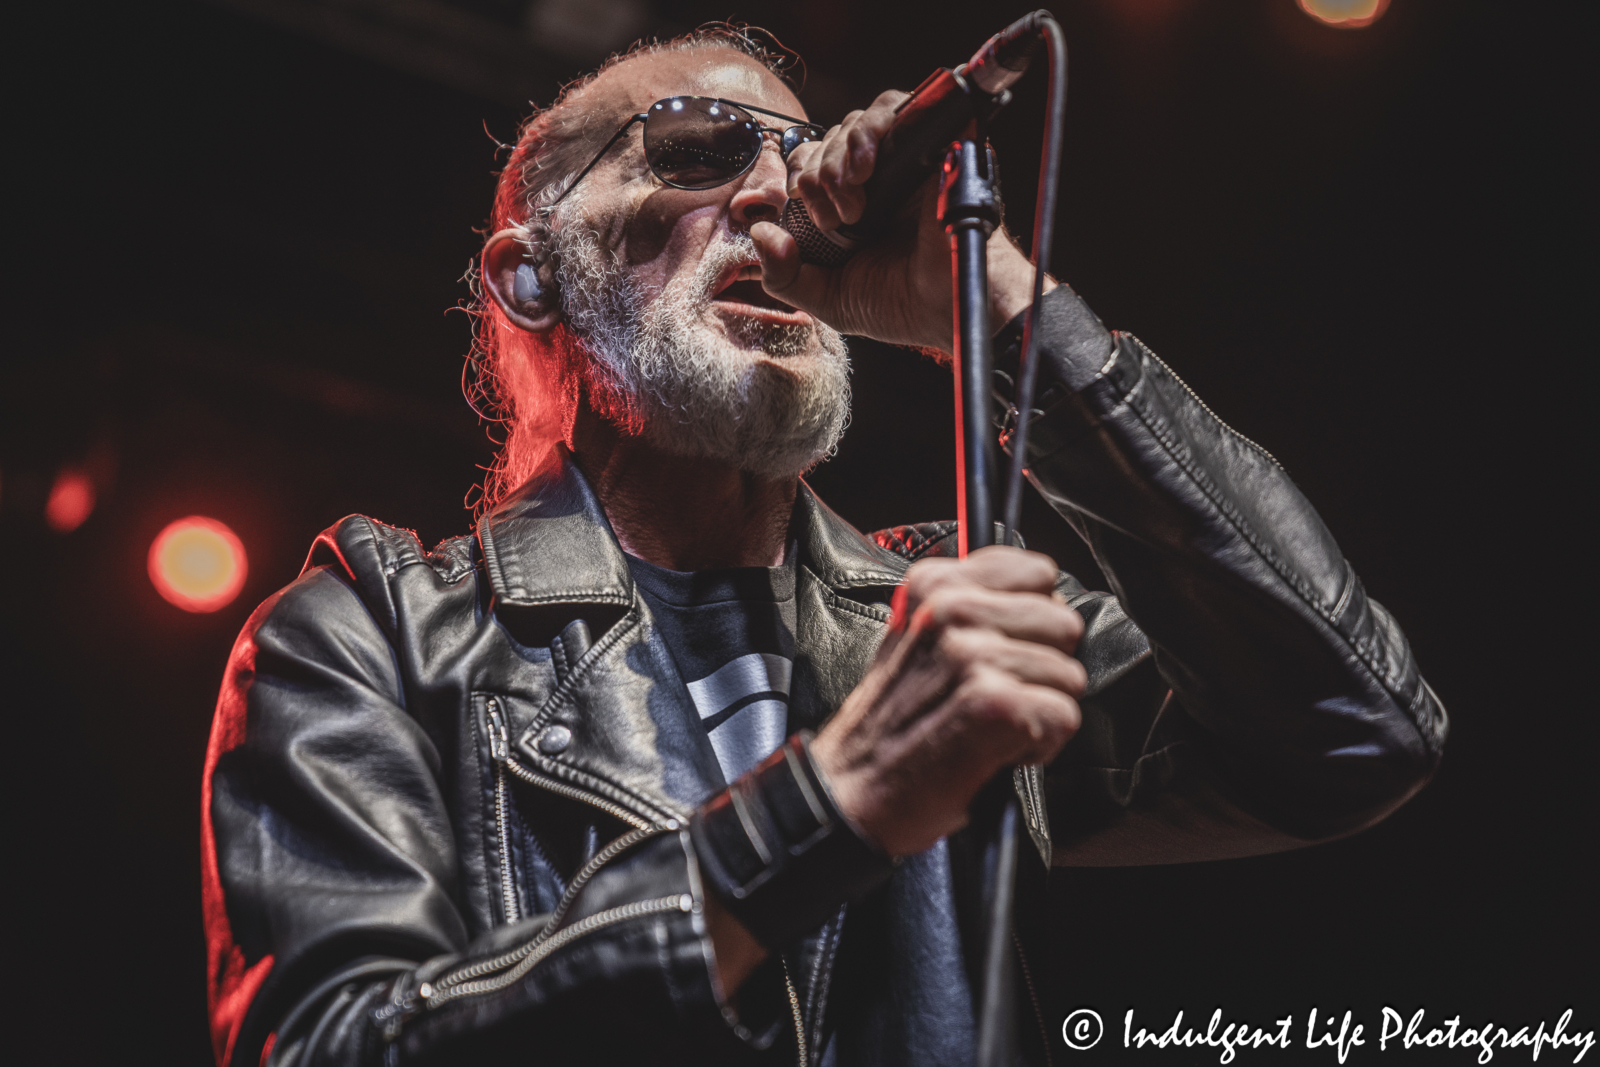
[729,142,789,229]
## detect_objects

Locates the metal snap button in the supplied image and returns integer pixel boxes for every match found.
[537,725,572,754]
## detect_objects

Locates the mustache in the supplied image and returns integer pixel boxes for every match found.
[684,232,760,306]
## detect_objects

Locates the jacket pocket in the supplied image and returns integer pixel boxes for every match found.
[482,692,662,926]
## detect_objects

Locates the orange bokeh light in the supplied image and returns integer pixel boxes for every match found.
[45,467,97,533]
[149,517,248,613]
[1298,0,1388,28]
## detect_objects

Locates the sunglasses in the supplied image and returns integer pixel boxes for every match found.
[543,96,827,211]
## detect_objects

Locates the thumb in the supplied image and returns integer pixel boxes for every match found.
[752,220,836,322]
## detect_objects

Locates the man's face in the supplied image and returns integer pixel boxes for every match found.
[549,49,850,479]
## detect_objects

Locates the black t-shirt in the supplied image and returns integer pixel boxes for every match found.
[627,553,797,784]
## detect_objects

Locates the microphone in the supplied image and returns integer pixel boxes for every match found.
[779,12,1049,267]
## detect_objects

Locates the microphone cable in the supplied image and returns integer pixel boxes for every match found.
[980,14,1068,1067]
[1001,12,1068,547]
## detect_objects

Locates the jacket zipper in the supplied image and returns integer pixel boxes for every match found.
[781,958,808,1067]
[416,702,685,1013]
[422,892,693,1007]
[485,698,521,924]
[374,821,680,1041]
[423,823,677,1006]
[478,696,801,1062]
[486,696,656,831]
[1124,334,1282,469]
[484,694,658,926]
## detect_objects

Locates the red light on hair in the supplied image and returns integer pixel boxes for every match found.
[45,467,97,533]
[149,517,248,613]
[1297,0,1389,28]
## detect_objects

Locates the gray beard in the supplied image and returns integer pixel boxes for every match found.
[553,221,851,480]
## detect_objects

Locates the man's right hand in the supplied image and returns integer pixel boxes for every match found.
[752,89,1048,357]
[810,545,1087,857]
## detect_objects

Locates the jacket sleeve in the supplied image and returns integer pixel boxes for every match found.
[202,551,741,1067]
[992,286,1447,865]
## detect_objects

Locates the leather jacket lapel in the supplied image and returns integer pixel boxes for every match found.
[475,459,913,826]
[517,600,719,824]
[789,485,907,731]
[478,460,701,825]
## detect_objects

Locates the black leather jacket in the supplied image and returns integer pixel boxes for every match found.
[202,287,1445,1066]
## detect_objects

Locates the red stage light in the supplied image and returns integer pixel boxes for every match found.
[1297,0,1389,28]
[149,517,248,613]
[45,467,97,533]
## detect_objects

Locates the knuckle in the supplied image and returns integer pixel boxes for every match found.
[1045,602,1082,643]
[901,562,931,597]
[932,629,969,669]
[795,170,827,201]
[903,557,952,596]
[1062,656,1088,698]
[921,587,957,625]
[932,587,983,627]
[936,625,992,666]
[1039,613,1079,657]
[958,673,1019,726]
[1062,605,1085,642]
[1047,695,1083,744]
[787,142,819,170]
[1030,702,1080,761]
[1061,695,1083,732]
[1022,550,1058,586]
[1024,690,1076,747]
[907,600,941,640]
[952,559,997,592]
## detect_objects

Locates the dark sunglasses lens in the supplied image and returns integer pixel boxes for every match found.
[644,99,761,189]
[782,126,823,157]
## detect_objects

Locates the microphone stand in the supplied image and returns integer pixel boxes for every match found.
[776,19,1065,1063]
[939,136,1020,1067]
[942,138,999,560]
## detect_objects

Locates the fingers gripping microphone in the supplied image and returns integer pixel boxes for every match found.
[779,12,1049,267]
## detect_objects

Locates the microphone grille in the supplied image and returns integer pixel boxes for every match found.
[778,199,857,268]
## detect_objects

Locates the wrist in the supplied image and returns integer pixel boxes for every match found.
[803,728,866,840]
[987,237,1056,329]
[688,732,896,951]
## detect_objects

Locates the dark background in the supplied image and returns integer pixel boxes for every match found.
[3,0,1591,1063]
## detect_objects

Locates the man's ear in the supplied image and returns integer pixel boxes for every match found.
[483,226,562,333]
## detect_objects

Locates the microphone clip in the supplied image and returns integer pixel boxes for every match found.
[937,140,1002,240]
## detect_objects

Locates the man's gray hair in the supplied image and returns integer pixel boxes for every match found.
[466,25,801,515]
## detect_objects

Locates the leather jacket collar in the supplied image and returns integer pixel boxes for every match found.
[476,452,911,614]
[471,454,911,825]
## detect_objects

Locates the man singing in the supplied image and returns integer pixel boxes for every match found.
[202,25,1445,1067]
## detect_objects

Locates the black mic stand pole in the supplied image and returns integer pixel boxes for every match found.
[942,141,997,559]
[938,135,1020,1067]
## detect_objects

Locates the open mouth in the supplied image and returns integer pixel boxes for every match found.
[711,265,811,326]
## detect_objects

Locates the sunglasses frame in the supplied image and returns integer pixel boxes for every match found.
[541,96,827,213]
